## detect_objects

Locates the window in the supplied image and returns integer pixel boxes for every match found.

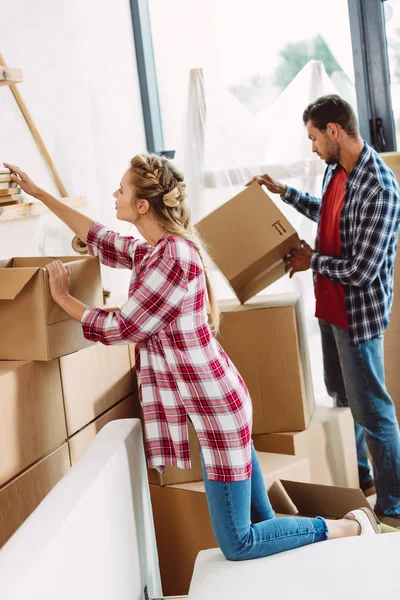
[147,0,355,151]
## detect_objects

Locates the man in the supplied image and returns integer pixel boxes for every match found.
[249,94,400,527]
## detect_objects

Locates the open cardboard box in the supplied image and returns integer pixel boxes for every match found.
[196,182,300,303]
[270,479,372,519]
[0,256,102,360]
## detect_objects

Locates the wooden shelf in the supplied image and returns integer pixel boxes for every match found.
[0,66,23,87]
[0,196,87,222]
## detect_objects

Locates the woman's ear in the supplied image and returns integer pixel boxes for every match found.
[137,198,150,215]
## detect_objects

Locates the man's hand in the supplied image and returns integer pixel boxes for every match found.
[285,240,314,278]
[245,173,287,196]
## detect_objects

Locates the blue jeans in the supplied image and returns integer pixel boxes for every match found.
[319,320,400,516]
[200,444,328,561]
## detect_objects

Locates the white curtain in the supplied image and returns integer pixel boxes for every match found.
[175,61,347,404]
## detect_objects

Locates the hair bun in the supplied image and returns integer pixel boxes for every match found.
[163,186,181,208]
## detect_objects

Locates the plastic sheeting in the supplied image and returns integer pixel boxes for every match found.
[175,60,340,226]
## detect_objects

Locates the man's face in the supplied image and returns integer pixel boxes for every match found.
[306,121,340,165]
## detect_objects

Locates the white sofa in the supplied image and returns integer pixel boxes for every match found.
[0,418,399,600]
[188,535,400,599]
[0,419,162,600]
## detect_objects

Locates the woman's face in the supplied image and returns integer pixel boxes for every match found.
[113,170,138,222]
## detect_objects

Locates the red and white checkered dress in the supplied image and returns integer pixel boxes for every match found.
[81,223,253,481]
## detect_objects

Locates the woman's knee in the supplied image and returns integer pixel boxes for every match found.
[219,534,252,561]
[220,545,245,562]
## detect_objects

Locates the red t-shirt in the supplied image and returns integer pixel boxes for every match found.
[315,168,349,330]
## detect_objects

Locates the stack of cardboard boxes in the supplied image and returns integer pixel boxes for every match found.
[149,183,360,596]
[0,168,21,207]
[0,255,138,547]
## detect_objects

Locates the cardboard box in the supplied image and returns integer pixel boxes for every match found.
[148,419,204,487]
[253,407,359,488]
[151,452,310,596]
[381,153,400,421]
[150,484,216,597]
[0,360,67,487]
[217,293,315,434]
[196,182,300,303]
[0,256,102,361]
[270,479,371,520]
[0,443,70,548]
[59,343,137,436]
[68,394,139,463]
[381,151,400,181]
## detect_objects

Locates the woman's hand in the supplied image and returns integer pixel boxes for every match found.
[46,260,71,305]
[3,163,42,198]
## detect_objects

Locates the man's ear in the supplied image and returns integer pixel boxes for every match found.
[327,122,340,140]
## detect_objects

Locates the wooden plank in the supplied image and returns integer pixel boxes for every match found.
[0,188,20,197]
[0,53,68,197]
[0,196,22,207]
[0,66,23,87]
[0,196,87,222]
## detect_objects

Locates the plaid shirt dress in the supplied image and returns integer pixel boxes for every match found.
[81,223,253,481]
[283,143,400,345]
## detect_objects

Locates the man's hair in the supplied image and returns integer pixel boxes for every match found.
[303,94,359,138]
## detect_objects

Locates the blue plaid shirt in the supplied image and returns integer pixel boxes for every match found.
[282,143,400,345]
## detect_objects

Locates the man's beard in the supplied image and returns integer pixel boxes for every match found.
[324,139,341,165]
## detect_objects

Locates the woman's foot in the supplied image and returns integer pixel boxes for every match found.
[326,507,381,539]
[343,507,381,535]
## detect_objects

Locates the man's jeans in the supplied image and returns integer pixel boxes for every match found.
[200,444,327,561]
[319,319,400,516]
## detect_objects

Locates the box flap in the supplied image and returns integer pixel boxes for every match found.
[12,256,86,268]
[280,480,370,519]
[0,267,41,300]
[268,480,298,515]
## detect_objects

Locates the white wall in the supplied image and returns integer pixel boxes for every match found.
[0,0,146,294]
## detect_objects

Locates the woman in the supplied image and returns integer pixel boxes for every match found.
[4,155,380,560]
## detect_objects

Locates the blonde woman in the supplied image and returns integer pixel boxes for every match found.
[4,155,380,561]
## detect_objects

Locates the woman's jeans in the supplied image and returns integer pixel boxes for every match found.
[200,445,328,561]
[319,319,400,516]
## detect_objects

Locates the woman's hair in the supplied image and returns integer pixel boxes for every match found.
[129,153,220,333]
